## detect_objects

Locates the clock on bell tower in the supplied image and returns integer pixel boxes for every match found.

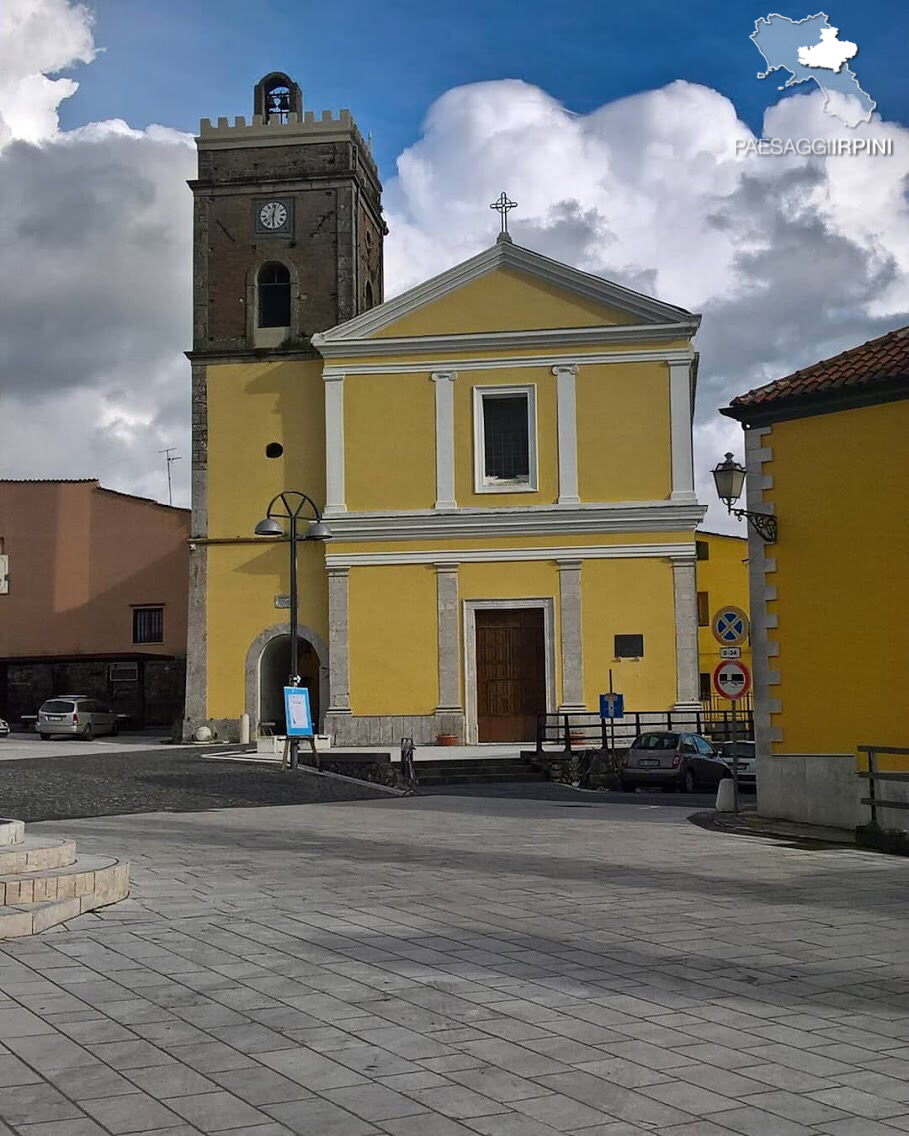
[189,72,385,355]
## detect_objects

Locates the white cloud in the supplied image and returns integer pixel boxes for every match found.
[1,1,908,530]
[0,0,95,145]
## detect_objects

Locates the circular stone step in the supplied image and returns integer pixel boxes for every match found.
[0,837,77,875]
[0,819,25,847]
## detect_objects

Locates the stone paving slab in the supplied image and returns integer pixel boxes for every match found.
[0,794,908,1135]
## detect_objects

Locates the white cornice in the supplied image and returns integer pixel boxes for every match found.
[323,501,706,541]
[327,541,696,568]
[314,322,699,359]
[322,347,694,379]
[312,240,700,347]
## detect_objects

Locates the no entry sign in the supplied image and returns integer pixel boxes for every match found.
[712,660,751,701]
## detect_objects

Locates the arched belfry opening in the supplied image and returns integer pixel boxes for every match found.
[254,73,303,123]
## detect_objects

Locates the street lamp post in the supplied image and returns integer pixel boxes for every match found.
[254,491,332,768]
[711,452,778,542]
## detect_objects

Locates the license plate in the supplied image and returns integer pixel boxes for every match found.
[46,715,63,721]
[638,758,660,767]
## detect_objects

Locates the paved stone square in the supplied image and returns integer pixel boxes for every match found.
[2,790,908,1135]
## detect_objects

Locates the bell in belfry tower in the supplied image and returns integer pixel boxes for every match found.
[253,73,303,123]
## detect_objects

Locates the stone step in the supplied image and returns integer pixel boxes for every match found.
[0,818,25,847]
[0,836,78,875]
[0,855,129,915]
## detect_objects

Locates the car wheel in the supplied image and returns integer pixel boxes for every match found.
[40,732,51,741]
[83,724,93,740]
[682,769,696,793]
[110,720,119,736]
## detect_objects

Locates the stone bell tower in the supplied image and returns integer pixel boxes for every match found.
[189,71,385,356]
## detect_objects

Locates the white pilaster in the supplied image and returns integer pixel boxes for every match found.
[553,364,580,506]
[434,561,462,712]
[668,360,696,502]
[326,565,351,714]
[557,558,585,711]
[431,370,457,510]
[324,374,346,515]
[671,555,701,710]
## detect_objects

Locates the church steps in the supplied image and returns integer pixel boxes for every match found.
[0,819,130,940]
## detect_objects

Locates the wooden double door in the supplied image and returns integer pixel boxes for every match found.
[475,608,546,742]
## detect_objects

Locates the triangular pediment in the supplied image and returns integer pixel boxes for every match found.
[313,240,699,356]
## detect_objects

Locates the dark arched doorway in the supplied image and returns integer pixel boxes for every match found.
[258,634,321,734]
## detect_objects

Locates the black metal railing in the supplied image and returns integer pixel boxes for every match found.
[857,745,909,825]
[535,708,754,753]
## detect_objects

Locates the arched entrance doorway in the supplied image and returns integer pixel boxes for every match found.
[245,624,329,736]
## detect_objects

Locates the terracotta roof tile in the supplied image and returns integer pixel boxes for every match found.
[730,325,909,409]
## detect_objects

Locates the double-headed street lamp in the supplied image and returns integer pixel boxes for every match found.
[711,453,778,542]
[254,490,332,767]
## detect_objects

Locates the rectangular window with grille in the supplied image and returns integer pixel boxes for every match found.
[133,606,164,644]
[614,634,644,658]
[474,387,537,491]
[699,672,712,701]
[697,591,710,626]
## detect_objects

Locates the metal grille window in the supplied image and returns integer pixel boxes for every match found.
[614,634,644,658]
[474,387,536,491]
[258,263,291,328]
[133,607,164,644]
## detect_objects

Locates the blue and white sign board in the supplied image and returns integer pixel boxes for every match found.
[283,686,313,737]
[599,692,624,719]
[711,605,749,647]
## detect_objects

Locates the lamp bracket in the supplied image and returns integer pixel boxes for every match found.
[731,508,778,543]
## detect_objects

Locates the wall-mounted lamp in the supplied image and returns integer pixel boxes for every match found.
[711,453,778,542]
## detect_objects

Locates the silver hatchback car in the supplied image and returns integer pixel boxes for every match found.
[37,696,119,740]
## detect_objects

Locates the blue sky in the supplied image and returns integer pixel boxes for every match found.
[61,0,907,179]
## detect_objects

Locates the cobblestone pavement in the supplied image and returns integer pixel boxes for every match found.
[0,750,388,821]
[2,793,908,1136]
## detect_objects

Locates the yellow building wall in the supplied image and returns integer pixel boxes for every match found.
[344,372,436,512]
[205,359,328,720]
[577,363,672,502]
[581,558,678,711]
[696,532,752,693]
[207,360,325,538]
[205,541,329,721]
[348,564,439,715]
[767,399,909,757]
[374,267,638,337]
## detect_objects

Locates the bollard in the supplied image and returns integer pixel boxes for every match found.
[239,713,250,746]
[715,778,735,813]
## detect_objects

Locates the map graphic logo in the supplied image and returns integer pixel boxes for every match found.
[751,12,875,128]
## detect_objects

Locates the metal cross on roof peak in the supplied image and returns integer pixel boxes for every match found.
[490,191,517,241]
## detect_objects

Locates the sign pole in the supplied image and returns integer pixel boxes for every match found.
[609,669,616,757]
[730,696,740,814]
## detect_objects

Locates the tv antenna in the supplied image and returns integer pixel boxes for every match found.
[159,447,182,506]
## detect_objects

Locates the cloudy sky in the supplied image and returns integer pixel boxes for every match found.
[1,0,907,530]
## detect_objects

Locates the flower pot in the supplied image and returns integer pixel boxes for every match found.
[436,733,459,746]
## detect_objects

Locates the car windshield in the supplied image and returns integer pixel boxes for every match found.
[42,700,75,713]
[633,733,679,750]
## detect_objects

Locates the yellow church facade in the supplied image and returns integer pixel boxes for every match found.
[184,76,707,745]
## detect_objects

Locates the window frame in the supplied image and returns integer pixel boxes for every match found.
[132,605,165,645]
[472,384,538,494]
[614,633,644,659]
[697,590,710,627]
[257,261,292,330]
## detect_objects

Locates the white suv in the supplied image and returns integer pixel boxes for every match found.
[38,696,119,740]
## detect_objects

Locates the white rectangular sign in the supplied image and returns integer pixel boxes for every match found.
[720,647,742,659]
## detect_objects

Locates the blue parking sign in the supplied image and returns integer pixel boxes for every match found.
[599,692,624,719]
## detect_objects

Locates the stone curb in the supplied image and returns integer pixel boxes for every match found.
[690,809,857,847]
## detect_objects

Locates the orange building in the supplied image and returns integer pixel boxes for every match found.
[0,480,189,728]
